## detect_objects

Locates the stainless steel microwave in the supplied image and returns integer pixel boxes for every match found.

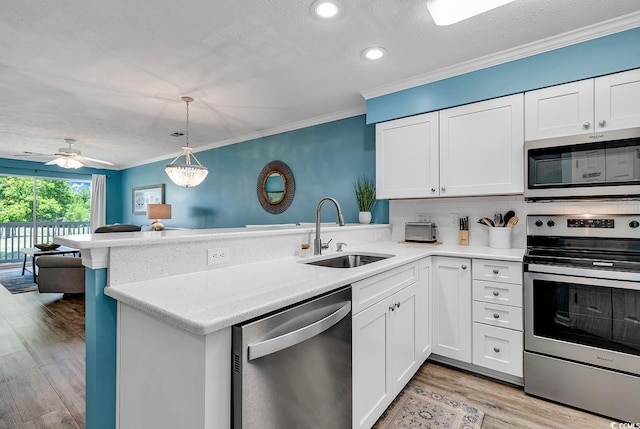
[525,127,640,201]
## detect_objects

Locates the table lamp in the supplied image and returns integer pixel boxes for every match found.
[147,204,172,231]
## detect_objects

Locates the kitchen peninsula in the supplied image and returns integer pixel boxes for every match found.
[55,224,524,429]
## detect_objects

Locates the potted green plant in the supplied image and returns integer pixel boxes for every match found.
[353,176,376,224]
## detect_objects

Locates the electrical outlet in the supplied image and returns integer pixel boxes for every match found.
[449,213,459,227]
[207,247,230,265]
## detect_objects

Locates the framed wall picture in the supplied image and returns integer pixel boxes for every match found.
[132,184,165,215]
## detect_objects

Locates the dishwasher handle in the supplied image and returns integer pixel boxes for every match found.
[248,301,351,360]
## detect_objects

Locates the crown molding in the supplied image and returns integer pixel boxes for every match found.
[361,11,640,100]
[121,105,366,170]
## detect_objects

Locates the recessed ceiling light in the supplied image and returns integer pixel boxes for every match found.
[312,0,340,19]
[426,0,515,26]
[362,47,386,60]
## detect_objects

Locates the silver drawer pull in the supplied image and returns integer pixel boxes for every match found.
[492,291,500,297]
[493,347,500,353]
[461,265,467,270]
[493,313,500,319]
[493,269,499,274]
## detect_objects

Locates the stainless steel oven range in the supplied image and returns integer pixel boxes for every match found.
[524,214,640,422]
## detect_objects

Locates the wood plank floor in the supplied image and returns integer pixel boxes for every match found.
[0,282,85,429]
[0,275,619,428]
[410,361,615,429]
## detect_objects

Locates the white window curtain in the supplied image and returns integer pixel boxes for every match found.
[90,174,107,232]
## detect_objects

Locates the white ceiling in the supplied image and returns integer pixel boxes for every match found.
[1,0,639,169]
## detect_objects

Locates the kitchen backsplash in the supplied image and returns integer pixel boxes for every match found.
[390,196,640,249]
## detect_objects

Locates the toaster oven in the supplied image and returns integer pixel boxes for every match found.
[405,222,437,243]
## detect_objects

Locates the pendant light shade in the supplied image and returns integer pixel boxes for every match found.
[165,96,209,187]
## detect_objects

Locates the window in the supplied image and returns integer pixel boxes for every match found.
[0,176,91,263]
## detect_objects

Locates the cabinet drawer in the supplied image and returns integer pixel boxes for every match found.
[472,280,522,308]
[472,301,522,331]
[472,323,523,377]
[352,262,418,315]
[472,259,522,285]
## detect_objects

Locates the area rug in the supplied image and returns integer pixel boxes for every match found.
[0,267,38,294]
[373,383,484,429]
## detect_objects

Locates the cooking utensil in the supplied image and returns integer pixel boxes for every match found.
[503,210,515,224]
[495,212,504,227]
[506,216,519,228]
[480,217,494,227]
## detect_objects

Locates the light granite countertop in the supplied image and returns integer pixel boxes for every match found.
[104,241,524,336]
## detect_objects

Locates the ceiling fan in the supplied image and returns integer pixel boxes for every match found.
[16,139,114,169]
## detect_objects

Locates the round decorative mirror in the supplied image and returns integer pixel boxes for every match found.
[257,160,295,214]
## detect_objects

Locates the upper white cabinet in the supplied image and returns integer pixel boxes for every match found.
[439,94,524,197]
[375,112,439,199]
[525,68,640,140]
[375,94,524,199]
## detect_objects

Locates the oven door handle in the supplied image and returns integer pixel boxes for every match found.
[526,263,640,285]
[525,268,640,291]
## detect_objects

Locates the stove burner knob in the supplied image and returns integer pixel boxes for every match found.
[547,220,555,227]
[630,221,640,228]
[535,220,543,227]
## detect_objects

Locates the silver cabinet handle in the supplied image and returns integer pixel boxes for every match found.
[493,269,499,274]
[492,291,500,296]
[493,347,500,353]
[441,187,446,192]
[431,188,436,192]
[493,313,500,319]
[389,306,395,312]
[583,122,591,129]
[396,302,401,308]
[599,119,606,127]
[248,301,351,360]
[461,265,467,270]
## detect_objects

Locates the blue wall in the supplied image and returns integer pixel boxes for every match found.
[121,115,389,228]
[367,26,640,124]
[0,158,122,224]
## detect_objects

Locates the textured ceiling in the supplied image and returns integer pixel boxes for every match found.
[1,0,639,169]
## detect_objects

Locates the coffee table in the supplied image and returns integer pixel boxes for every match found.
[21,246,80,282]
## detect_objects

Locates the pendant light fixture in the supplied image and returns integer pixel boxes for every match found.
[165,96,209,187]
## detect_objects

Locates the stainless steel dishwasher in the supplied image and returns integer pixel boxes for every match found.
[232,287,352,429]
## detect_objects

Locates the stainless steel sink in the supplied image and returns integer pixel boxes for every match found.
[302,252,394,268]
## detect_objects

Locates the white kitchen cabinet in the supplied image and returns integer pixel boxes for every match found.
[525,68,640,140]
[471,259,523,377]
[352,259,431,429]
[439,94,524,197]
[472,323,523,376]
[352,282,418,429]
[375,112,439,199]
[416,258,432,362]
[375,95,523,199]
[432,256,471,363]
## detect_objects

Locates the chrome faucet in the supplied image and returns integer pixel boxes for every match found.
[314,197,345,255]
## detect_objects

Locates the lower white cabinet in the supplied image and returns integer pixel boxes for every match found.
[352,258,430,429]
[471,259,523,377]
[432,256,472,362]
[472,323,523,376]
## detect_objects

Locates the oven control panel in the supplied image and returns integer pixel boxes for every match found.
[527,214,640,238]
[567,218,615,228]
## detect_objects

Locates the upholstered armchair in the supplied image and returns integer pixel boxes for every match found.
[35,256,85,294]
